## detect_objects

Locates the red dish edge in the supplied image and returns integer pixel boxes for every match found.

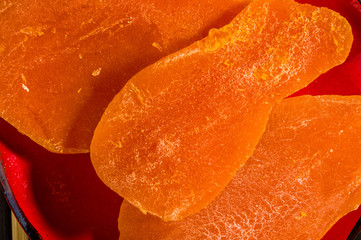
[0,0,361,239]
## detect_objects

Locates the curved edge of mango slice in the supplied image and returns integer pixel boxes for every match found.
[91,0,353,221]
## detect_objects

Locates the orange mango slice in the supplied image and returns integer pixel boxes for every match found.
[91,0,353,221]
[0,0,251,153]
[118,95,361,239]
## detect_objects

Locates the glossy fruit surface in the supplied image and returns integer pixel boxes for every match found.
[0,0,360,239]
[0,0,250,153]
[91,0,352,221]
[118,95,361,240]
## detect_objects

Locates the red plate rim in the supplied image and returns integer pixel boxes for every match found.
[0,152,42,240]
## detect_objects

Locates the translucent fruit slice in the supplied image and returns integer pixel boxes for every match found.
[0,0,251,153]
[90,0,353,221]
[118,95,361,239]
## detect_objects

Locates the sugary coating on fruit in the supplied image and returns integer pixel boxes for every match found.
[91,0,353,221]
[118,95,361,239]
[292,0,361,96]
[0,0,250,153]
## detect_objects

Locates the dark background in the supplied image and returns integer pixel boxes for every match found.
[0,190,11,240]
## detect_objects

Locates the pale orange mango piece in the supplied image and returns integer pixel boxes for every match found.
[91,0,352,221]
[0,0,251,153]
[118,95,361,239]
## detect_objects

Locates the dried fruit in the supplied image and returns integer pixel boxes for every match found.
[293,0,361,96]
[91,0,353,221]
[0,0,250,153]
[118,95,361,240]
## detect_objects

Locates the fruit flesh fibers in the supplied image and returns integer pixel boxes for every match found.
[0,0,250,153]
[91,0,353,221]
[118,95,361,240]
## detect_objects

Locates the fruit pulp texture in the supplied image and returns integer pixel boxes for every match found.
[0,0,251,153]
[118,95,361,240]
[293,0,361,96]
[91,0,353,221]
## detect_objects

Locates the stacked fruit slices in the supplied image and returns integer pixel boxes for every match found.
[0,0,361,239]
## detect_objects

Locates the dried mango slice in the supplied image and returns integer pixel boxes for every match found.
[91,0,353,221]
[0,0,251,153]
[118,95,361,239]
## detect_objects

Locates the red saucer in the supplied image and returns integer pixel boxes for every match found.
[1,0,361,239]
